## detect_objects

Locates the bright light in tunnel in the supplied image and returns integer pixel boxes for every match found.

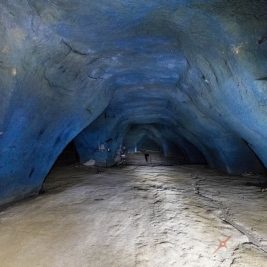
[11,67,17,76]
[231,44,244,55]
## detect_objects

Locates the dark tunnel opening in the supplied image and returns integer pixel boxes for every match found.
[39,140,81,193]
[54,141,80,167]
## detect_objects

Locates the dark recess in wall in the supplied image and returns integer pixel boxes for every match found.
[54,141,80,166]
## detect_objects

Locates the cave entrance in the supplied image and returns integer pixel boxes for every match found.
[53,141,80,167]
[40,140,80,193]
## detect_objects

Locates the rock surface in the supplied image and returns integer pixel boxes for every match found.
[1,0,267,202]
[0,165,266,266]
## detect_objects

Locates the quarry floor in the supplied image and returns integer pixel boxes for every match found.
[0,164,267,267]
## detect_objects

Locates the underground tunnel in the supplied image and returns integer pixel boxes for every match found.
[0,0,267,266]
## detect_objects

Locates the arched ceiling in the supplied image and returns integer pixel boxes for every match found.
[0,0,267,203]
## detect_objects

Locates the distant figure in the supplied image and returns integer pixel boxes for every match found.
[144,150,150,163]
[122,146,127,154]
[119,145,127,165]
[120,153,126,163]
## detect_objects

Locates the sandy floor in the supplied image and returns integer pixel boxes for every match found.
[0,165,266,267]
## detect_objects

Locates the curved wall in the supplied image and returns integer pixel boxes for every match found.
[0,0,267,203]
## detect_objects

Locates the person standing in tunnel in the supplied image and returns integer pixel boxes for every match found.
[144,150,150,163]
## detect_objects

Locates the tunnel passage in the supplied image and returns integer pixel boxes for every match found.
[0,0,267,205]
[133,137,162,153]
[125,135,189,166]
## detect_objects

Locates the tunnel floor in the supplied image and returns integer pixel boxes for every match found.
[0,165,267,267]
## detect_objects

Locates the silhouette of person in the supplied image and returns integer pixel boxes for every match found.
[144,150,149,163]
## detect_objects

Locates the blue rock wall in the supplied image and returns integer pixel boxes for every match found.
[0,0,267,204]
